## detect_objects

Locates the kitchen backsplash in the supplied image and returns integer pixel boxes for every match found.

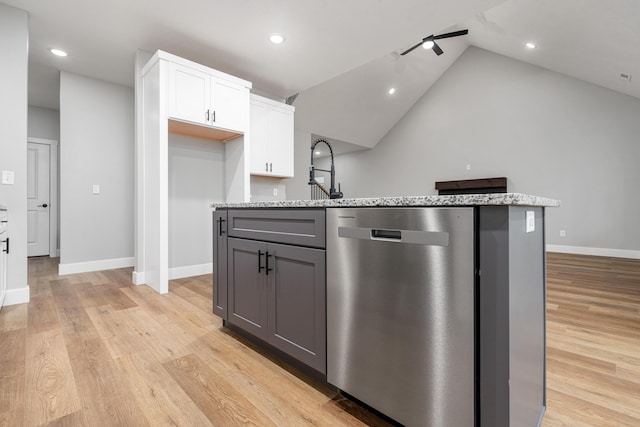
[250,176,287,202]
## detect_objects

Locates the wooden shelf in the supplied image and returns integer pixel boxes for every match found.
[168,119,242,142]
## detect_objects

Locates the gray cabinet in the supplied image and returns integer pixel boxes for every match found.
[213,211,228,319]
[227,237,326,373]
[215,208,327,374]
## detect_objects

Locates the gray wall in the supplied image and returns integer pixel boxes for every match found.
[0,3,28,297]
[285,129,314,201]
[59,72,134,265]
[289,47,640,253]
[28,106,60,140]
[168,134,225,269]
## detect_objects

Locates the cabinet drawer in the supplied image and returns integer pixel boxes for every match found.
[227,209,325,248]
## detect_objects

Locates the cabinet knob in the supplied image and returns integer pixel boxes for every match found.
[38,203,48,208]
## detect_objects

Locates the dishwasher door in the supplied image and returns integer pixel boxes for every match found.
[327,207,475,427]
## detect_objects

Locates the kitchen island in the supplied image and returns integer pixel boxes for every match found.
[211,193,559,427]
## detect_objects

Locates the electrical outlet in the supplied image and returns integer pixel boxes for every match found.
[559,230,566,237]
[525,211,535,233]
[93,184,100,194]
[465,164,471,171]
[273,187,278,196]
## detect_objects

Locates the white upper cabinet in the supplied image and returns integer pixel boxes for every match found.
[212,78,249,132]
[250,94,295,178]
[167,61,249,133]
[168,63,211,125]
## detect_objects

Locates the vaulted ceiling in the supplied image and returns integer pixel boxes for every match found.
[5,0,639,149]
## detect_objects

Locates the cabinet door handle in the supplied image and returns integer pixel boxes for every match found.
[212,110,216,122]
[269,163,272,172]
[2,237,8,254]
[265,251,273,275]
[218,218,226,236]
[258,250,264,272]
[206,109,210,122]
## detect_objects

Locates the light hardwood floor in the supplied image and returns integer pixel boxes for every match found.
[0,253,638,426]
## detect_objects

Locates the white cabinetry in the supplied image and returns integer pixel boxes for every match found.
[168,64,210,125]
[250,94,295,178]
[168,62,248,133]
[137,50,252,294]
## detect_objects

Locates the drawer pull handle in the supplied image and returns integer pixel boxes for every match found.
[265,251,273,275]
[258,250,264,272]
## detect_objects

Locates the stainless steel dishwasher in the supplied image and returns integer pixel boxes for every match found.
[327,207,475,427]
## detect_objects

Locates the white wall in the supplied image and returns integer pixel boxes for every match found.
[28,106,59,140]
[59,72,135,272]
[0,3,29,304]
[168,134,225,273]
[290,47,640,256]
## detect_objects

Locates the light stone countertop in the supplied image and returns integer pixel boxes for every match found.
[211,193,560,209]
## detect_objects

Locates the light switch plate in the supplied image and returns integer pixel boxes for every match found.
[526,211,535,233]
[1,170,15,185]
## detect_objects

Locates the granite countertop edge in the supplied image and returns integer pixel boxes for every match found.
[211,193,561,209]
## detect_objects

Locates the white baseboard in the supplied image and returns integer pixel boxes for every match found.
[547,244,640,260]
[58,257,135,275]
[132,270,145,285]
[3,286,30,306]
[168,263,212,280]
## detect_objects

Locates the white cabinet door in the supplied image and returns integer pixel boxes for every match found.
[211,78,248,132]
[250,100,270,174]
[249,95,295,178]
[168,64,211,125]
[268,107,294,177]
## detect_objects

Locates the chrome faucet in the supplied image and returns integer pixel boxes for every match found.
[309,138,343,199]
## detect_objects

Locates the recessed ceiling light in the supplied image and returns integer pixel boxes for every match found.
[422,40,435,50]
[50,48,67,57]
[388,88,396,95]
[525,42,536,49]
[270,34,285,44]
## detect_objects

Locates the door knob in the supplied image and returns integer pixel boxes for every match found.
[38,203,48,208]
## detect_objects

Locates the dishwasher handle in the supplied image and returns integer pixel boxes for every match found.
[338,226,449,246]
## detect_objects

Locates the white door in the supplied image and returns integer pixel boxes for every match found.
[268,107,295,177]
[249,99,270,174]
[27,142,50,256]
[211,78,248,132]
[168,63,211,125]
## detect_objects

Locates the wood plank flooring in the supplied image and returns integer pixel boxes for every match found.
[0,253,638,426]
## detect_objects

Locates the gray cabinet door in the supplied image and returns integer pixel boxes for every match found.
[213,211,228,319]
[267,243,326,374]
[228,238,268,340]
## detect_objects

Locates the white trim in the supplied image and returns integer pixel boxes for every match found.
[3,286,30,306]
[132,270,145,285]
[58,257,135,275]
[27,137,59,259]
[547,244,640,260]
[168,263,212,280]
